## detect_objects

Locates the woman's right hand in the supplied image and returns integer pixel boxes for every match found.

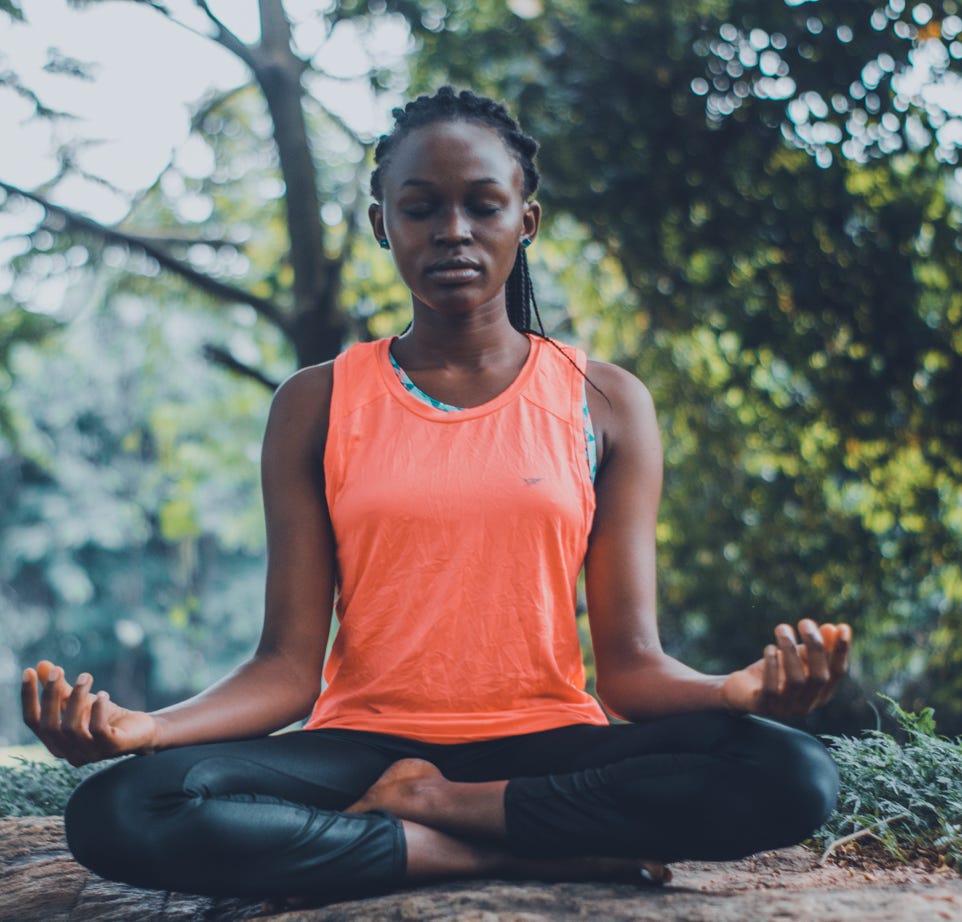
[22,661,159,766]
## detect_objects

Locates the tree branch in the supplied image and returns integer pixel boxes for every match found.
[135,0,258,71]
[189,84,249,132]
[302,88,367,148]
[0,180,291,335]
[193,0,258,70]
[819,812,911,865]
[118,230,245,250]
[202,343,280,390]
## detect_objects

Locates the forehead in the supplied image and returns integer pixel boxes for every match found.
[383,120,523,192]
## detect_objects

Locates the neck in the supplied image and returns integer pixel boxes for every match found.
[397,299,529,369]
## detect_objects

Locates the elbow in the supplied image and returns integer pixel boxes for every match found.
[250,648,323,718]
[594,669,639,721]
[594,647,670,721]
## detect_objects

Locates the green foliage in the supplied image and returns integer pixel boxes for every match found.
[400,0,962,729]
[0,0,23,21]
[0,280,272,742]
[814,697,962,867]
[4,0,962,744]
[0,758,102,818]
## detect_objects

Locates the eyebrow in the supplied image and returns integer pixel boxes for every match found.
[399,178,504,188]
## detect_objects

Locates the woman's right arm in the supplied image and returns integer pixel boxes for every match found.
[21,363,337,766]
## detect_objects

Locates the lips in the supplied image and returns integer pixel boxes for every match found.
[426,257,482,284]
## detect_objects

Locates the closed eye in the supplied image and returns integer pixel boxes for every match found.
[401,204,434,217]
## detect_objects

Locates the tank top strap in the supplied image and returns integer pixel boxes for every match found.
[329,340,384,425]
[524,339,588,432]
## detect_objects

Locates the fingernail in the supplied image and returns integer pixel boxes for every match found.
[77,673,91,685]
[22,668,32,682]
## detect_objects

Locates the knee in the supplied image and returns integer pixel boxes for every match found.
[784,731,840,835]
[750,719,840,842]
[64,759,152,879]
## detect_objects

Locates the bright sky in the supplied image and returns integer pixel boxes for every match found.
[0,0,408,225]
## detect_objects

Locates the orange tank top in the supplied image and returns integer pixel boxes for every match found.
[304,334,608,742]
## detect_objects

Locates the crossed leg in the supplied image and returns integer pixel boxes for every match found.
[346,712,839,878]
[348,759,670,883]
[65,713,837,900]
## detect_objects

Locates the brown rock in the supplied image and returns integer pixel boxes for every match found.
[1,817,960,922]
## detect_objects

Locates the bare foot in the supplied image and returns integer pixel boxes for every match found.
[345,758,444,818]
[346,760,672,888]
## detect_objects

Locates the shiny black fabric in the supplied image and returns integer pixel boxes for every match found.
[65,712,838,899]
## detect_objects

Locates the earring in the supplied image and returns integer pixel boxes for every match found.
[520,237,532,249]
[379,238,390,249]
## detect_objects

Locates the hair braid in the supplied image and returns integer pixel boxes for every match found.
[372,87,543,336]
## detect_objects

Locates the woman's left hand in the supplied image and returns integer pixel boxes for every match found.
[720,619,852,718]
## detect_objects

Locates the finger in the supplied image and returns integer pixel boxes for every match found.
[89,692,116,755]
[775,624,806,694]
[39,667,71,730]
[819,623,839,654]
[814,622,852,708]
[798,618,831,713]
[831,623,852,675]
[36,666,70,759]
[36,660,57,684]
[21,668,41,731]
[63,673,95,743]
[760,644,780,713]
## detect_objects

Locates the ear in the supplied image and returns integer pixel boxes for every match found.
[369,203,386,243]
[522,200,542,244]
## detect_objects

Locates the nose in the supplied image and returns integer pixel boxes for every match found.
[432,206,471,245]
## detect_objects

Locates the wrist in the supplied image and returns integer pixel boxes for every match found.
[718,669,754,714]
[710,673,742,712]
[144,712,169,752]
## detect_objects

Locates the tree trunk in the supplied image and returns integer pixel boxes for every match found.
[254,0,346,365]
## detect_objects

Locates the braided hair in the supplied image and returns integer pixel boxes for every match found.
[371,87,546,337]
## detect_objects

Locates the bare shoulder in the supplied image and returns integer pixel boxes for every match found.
[584,359,660,463]
[585,359,656,409]
[263,361,335,464]
[271,361,334,412]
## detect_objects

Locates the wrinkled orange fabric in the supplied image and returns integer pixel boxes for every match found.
[304,335,608,742]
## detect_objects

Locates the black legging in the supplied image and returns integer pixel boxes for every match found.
[65,712,838,900]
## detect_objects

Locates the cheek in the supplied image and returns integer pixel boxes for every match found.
[480,213,525,249]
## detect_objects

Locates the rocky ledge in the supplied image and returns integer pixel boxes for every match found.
[1,816,960,921]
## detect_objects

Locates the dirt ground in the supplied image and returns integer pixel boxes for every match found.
[1,816,960,922]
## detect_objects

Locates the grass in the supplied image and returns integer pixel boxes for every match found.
[0,755,101,817]
[811,697,962,870]
[2,699,960,872]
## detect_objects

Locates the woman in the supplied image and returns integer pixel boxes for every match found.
[22,87,851,901]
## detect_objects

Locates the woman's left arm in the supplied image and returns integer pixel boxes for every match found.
[583,361,850,722]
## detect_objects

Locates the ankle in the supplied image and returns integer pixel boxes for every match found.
[403,821,502,880]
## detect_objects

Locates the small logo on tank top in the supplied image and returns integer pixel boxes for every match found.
[523,477,544,486]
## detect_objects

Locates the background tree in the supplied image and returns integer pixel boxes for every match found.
[0,0,409,744]
[2,0,961,743]
[393,0,962,729]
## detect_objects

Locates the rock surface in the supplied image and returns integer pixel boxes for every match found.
[2,816,961,921]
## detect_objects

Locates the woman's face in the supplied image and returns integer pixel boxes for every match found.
[370,120,540,318]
